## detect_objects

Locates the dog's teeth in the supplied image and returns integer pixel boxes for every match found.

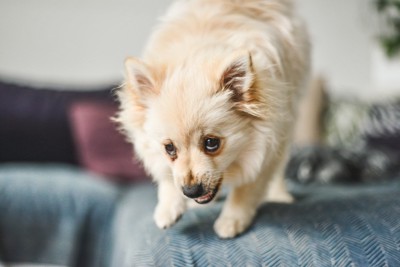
[195,192,213,202]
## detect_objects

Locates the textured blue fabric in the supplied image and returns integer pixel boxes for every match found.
[0,164,119,267]
[113,182,400,267]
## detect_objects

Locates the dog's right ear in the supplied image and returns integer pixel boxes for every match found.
[124,57,156,98]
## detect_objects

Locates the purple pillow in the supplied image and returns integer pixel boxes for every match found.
[0,81,114,164]
[68,101,148,183]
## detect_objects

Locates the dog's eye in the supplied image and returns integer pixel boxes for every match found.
[204,137,220,153]
[165,143,177,157]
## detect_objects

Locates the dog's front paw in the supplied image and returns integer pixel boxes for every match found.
[266,190,294,204]
[214,213,254,239]
[154,202,186,229]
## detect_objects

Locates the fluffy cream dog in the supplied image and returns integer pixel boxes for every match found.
[116,0,310,238]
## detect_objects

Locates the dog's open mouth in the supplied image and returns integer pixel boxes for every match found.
[194,186,219,204]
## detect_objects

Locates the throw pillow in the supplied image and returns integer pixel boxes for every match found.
[68,101,148,183]
[0,80,113,164]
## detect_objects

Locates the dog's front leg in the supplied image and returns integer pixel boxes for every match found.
[154,178,187,229]
[214,176,268,239]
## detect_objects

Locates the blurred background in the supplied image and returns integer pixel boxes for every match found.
[0,1,400,266]
[0,0,399,185]
[0,0,399,98]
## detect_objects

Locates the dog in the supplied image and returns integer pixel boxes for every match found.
[116,0,310,238]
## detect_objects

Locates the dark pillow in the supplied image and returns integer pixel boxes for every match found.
[286,145,361,185]
[362,101,400,151]
[68,101,148,183]
[322,97,400,152]
[0,81,114,164]
[286,145,400,185]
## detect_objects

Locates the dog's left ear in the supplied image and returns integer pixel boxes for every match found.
[220,51,253,100]
[219,51,262,118]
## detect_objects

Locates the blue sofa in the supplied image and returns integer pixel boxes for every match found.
[113,178,400,266]
[1,81,400,266]
[1,163,400,266]
[0,164,118,267]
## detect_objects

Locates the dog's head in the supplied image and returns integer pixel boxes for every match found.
[120,50,268,203]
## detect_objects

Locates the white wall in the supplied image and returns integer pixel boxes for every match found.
[0,0,399,97]
[0,0,171,88]
[298,0,371,96]
[298,0,400,99]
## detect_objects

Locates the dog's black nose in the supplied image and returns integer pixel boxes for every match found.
[182,184,203,198]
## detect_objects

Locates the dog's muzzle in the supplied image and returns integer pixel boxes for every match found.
[182,183,219,204]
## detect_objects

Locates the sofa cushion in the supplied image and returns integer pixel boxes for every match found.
[286,145,400,185]
[322,97,400,153]
[112,182,400,266]
[0,164,119,267]
[68,101,147,183]
[0,81,114,164]
[323,98,370,148]
[362,100,400,151]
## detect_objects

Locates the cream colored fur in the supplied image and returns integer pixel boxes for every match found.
[116,0,310,238]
